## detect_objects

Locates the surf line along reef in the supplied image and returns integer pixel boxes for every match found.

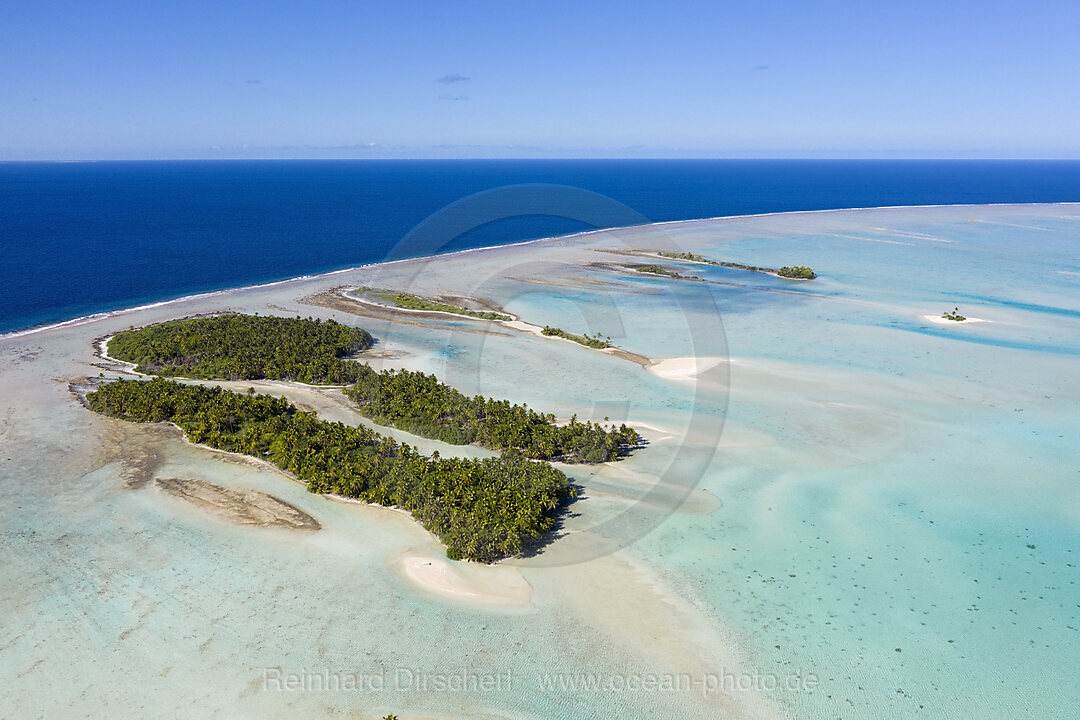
[86,314,642,563]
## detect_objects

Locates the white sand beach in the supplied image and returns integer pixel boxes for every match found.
[647,355,727,381]
[396,552,534,608]
[923,313,987,324]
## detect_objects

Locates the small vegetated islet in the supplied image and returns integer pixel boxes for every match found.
[634,264,682,277]
[656,250,711,264]
[540,325,611,350]
[655,250,816,279]
[370,290,511,321]
[777,265,817,279]
[108,313,373,384]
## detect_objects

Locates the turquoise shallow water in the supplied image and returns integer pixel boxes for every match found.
[599,207,1080,717]
[1,204,1078,719]
[361,204,1080,717]
[416,205,1080,716]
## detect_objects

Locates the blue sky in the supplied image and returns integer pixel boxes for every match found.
[2,0,1078,159]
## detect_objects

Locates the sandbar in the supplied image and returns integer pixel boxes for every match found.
[395,552,534,608]
[647,355,727,381]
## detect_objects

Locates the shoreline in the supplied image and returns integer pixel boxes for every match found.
[394,552,534,608]
[344,289,653,366]
[647,355,727,381]
[5,201,1076,340]
[630,250,815,281]
[7,201,1079,719]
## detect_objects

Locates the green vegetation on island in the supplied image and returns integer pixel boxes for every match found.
[654,250,816,279]
[656,250,713,264]
[655,250,771,273]
[364,290,512,321]
[108,314,372,384]
[942,307,966,321]
[540,326,611,350]
[86,378,573,563]
[344,365,638,463]
[355,289,631,354]
[107,314,640,464]
[634,264,683,278]
[777,265,817,279]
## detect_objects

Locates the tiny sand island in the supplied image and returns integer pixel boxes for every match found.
[396,552,533,607]
[925,307,987,324]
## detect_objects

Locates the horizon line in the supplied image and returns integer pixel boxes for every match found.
[5,156,1080,164]
[5,200,1078,339]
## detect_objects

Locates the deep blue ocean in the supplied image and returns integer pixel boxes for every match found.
[2,159,1079,333]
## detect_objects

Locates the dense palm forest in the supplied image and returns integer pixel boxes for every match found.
[777,265,817,279]
[344,365,638,463]
[86,378,572,562]
[108,314,373,384]
[111,314,640,464]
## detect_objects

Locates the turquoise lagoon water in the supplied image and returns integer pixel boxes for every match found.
[400,206,1080,717]
[542,208,1080,718]
[2,204,1078,719]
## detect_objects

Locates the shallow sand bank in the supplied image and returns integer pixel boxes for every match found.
[647,355,727,381]
[395,552,534,608]
[154,476,320,530]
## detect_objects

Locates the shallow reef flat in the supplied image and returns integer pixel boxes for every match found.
[152,476,321,530]
[2,204,1079,719]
